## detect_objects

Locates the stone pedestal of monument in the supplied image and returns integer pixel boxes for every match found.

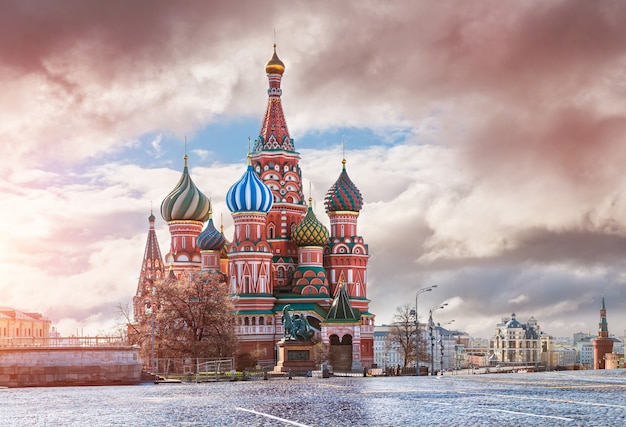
[275,339,316,373]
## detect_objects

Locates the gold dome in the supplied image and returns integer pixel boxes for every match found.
[265,44,285,75]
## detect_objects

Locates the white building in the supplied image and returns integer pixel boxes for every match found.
[576,338,594,367]
[373,325,403,369]
[490,313,543,366]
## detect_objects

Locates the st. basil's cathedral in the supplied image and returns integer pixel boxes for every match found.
[133,45,374,370]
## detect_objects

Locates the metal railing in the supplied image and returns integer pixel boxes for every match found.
[148,357,236,382]
[0,336,127,348]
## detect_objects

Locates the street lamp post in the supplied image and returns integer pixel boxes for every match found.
[429,303,447,376]
[439,338,444,374]
[413,285,437,376]
[439,319,455,373]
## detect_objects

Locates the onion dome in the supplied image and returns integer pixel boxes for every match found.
[161,155,211,222]
[226,157,274,213]
[265,44,285,75]
[324,159,363,213]
[292,198,329,246]
[197,211,226,251]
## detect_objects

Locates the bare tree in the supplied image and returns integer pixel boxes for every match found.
[313,338,331,368]
[387,304,422,368]
[116,302,138,343]
[134,271,237,360]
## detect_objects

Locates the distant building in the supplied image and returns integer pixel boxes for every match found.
[0,307,51,346]
[552,346,578,368]
[463,337,490,368]
[427,324,458,372]
[575,337,595,367]
[592,296,613,370]
[373,325,403,369]
[490,313,544,366]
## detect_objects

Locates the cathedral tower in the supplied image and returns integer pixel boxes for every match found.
[251,44,307,291]
[323,158,374,367]
[160,155,211,277]
[324,159,369,309]
[132,211,165,320]
[226,155,277,364]
[291,198,331,298]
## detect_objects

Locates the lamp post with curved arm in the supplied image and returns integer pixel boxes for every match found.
[413,285,437,376]
[429,303,447,376]
[439,319,455,374]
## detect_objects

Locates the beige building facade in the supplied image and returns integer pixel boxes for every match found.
[0,307,51,347]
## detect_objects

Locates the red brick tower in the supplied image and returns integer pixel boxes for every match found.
[592,296,613,369]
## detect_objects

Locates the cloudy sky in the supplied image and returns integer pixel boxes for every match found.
[2,0,626,339]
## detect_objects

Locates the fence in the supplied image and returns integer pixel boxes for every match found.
[148,357,236,382]
[0,336,127,348]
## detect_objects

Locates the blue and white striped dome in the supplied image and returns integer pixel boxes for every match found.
[226,164,274,213]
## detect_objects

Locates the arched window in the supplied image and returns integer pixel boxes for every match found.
[268,225,275,239]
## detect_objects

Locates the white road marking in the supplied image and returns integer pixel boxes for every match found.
[235,407,313,427]
[487,408,573,422]
[457,390,626,409]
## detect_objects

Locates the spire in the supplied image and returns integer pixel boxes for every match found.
[138,212,164,290]
[167,262,177,281]
[598,295,609,338]
[326,280,359,322]
[254,44,294,152]
[133,211,165,319]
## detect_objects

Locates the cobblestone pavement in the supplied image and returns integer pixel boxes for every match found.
[2,370,625,426]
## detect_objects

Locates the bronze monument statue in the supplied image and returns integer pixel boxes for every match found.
[282,305,314,341]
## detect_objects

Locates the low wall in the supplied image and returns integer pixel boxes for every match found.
[0,346,142,388]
